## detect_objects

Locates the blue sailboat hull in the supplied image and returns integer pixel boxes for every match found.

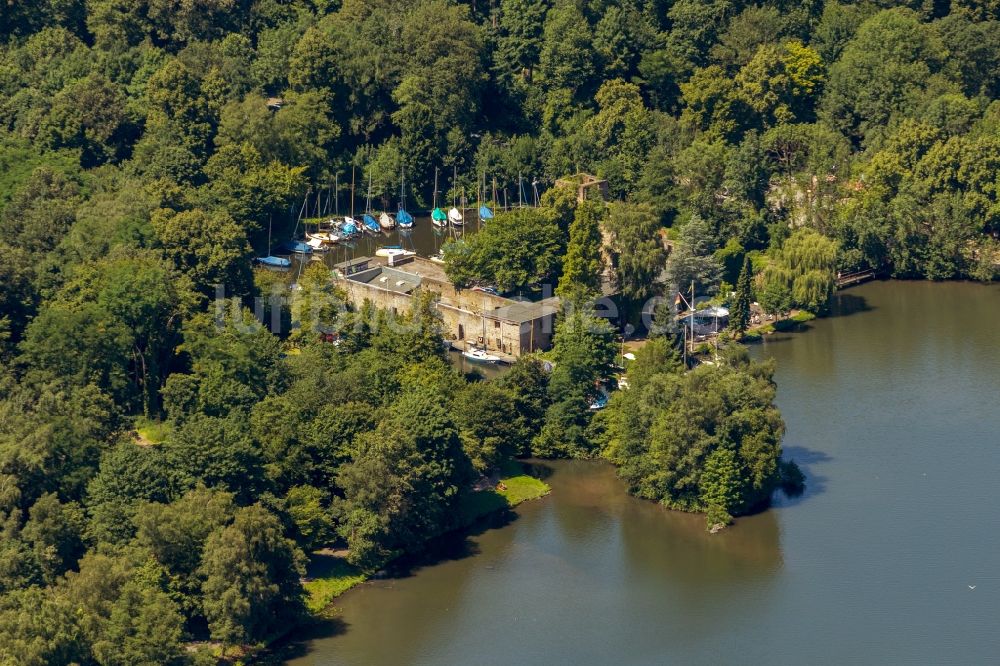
[279,240,312,254]
[479,205,494,220]
[256,256,291,268]
[361,215,380,233]
[397,208,414,227]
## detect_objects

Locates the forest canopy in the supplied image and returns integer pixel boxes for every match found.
[0,0,996,662]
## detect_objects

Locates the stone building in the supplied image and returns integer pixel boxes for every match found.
[333,256,558,360]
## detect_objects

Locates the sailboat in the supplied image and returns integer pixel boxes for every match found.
[478,173,494,222]
[255,216,291,268]
[379,211,396,230]
[462,297,501,363]
[397,165,414,229]
[279,196,313,254]
[361,167,380,234]
[343,167,360,233]
[448,165,464,226]
[431,167,448,227]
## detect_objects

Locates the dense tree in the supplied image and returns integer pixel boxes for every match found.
[91,560,188,666]
[665,215,723,297]
[444,206,563,291]
[599,348,786,525]
[557,199,605,304]
[199,504,305,650]
[0,0,995,653]
[534,307,615,458]
[606,202,667,304]
[822,8,947,145]
[336,392,473,568]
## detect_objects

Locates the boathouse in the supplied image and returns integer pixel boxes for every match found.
[335,256,557,358]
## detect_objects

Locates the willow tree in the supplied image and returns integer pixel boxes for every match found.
[762,228,839,313]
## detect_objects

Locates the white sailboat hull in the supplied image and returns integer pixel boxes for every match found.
[462,347,501,363]
[448,207,464,225]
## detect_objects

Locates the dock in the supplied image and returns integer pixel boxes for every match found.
[836,269,875,289]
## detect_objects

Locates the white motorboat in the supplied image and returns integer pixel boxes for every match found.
[375,246,416,260]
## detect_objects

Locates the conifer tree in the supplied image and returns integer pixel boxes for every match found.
[730,256,753,336]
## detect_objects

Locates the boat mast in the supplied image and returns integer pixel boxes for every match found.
[334,173,339,216]
[366,167,372,215]
[518,172,523,208]
[433,167,439,210]
[292,193,308,239]
[351,166,356,218]
[452,165,457,210]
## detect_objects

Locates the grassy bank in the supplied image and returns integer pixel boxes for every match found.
[302,462,550,615]
[303,554,367,614]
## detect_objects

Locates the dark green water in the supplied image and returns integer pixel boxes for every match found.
[286,281,1000,665]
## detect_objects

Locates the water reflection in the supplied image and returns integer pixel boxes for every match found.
[286,282,1000,665]
[286,460,783,666]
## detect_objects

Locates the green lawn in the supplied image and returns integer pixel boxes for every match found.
[133,417,171,445]
[304,461,550,615]
[458,462,551,525]
[302,553,367,614]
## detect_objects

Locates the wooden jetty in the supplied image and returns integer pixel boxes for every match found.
[836,269,875,289]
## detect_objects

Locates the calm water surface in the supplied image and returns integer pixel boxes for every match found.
[287,281,1000,665]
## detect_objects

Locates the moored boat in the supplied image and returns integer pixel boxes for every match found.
[431,167,447,227]
[256,255,291,269]
[462,346,501,364]
[342,217,360,237]
[379,211,396,230]
[397,208,414,228]
[375,245,416,259]
[360,214,380,234]
[448,207,464,225]
[279,240,313,254]
[397,166,413,228]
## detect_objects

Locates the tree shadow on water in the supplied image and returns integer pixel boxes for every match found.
[520,459,555,480]
[830,292,874,318]
[258,617,349,664]
[384,507,519,581]
[775,444,831,508]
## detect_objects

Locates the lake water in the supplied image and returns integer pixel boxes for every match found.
[287,214,477,275]
[285,281,1000,665]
